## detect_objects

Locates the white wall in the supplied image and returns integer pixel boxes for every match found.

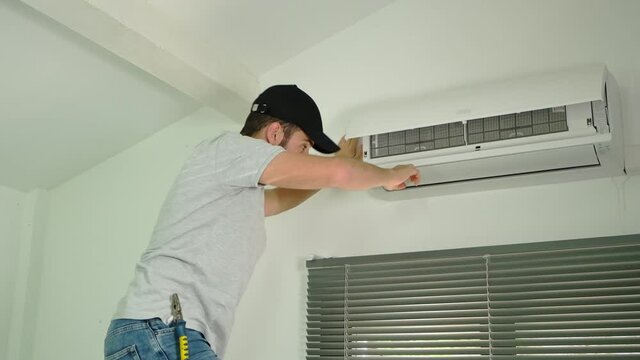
[225,1,640,359]
[0,185,24,358]
[29,107,240,360]
[0,0,200,192]
[19,1,640,360]
[224,177,640,359]
[6,189,48,360]
[261,0,640,149]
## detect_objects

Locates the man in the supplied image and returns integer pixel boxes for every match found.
[104,85,419,360]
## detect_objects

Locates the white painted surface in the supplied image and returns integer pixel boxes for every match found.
[20,0,251,122]
[0,185,24,360]
[627,144,640,175]
[0,0,198,191]
[84,0,394,76]
[6,189,48,360]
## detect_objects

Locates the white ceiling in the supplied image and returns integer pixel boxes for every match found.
[0,0,199,191]
[0,0,394,191]
[87,0,395,77]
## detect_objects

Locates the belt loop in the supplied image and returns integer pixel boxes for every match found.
[146,318,166,331]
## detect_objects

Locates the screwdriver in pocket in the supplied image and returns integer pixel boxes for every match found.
[170,293,189,360]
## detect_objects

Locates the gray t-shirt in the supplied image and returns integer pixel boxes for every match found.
[113,132,285,357]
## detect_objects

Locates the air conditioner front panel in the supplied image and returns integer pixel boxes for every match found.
[346,64,606,139]
[362,100,605,168]
[415,144,600,186]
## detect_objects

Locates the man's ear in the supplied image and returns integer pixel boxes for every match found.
[265,122,283,146]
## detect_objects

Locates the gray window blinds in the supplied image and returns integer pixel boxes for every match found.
[305,234,640,360]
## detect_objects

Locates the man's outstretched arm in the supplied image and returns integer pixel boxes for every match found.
[264,137,358,216]
[263,137,419,216]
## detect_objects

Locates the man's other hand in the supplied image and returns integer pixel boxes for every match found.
[335,136,363,160]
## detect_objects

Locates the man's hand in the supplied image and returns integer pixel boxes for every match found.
[383,165,421,191]
[335,136,420,191]
[335,136,363,160]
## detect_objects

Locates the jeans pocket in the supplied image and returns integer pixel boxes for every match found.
[188,339,218,360]
[105,345,141,360]
[156,330,217,360]
[185,330,218,360]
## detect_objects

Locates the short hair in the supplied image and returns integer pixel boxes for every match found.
[240,112,300,142]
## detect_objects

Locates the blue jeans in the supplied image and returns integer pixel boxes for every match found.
[104,318,218,360]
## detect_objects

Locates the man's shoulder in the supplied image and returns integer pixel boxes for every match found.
[199,132,282,165]
[211,132,259,146]
[195,132,244,152]
[215,132,282,153]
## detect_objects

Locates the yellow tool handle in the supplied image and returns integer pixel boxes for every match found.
[178,334,189,360]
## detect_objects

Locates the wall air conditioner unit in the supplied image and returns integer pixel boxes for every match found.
[346,64,625,199]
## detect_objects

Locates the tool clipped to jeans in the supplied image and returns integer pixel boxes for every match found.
[170,293,190,360]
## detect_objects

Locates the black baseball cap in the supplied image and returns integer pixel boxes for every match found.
[251,85,340,154]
